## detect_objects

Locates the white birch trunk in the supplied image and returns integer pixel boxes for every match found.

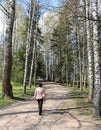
[23,0,36,93]
[45,53,48,81]
[33,47,38,85]
[92,0,101,117]
[28,39,36,88]
[77,27,83,91]
[29,1,39,87]
[85,0,94,102]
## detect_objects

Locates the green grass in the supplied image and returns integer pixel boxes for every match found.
[96,117,101,120]
[70,87,93,115]
[0,81,35,108]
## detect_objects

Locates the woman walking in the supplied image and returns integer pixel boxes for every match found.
[34,83,46,115]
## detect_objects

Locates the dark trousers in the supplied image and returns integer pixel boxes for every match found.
[37,99,43,115]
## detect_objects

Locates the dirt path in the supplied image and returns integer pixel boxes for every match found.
[0,82,101,130]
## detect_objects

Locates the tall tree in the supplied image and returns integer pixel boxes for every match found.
[85,0,94,102]
[28,1,39,87]
[2,0,15,98]
[23,0,36,94]
[92,0,101,117]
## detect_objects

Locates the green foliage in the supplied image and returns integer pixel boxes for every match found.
[11,43,45,84]
[51,12,73,83]
[36,53,45,79]
[11,44,26,83]
[15,3,28,43]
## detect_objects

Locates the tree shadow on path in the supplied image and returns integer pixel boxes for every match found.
[0,110,38,117]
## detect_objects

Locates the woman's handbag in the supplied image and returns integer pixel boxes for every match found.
[43,94,46,100]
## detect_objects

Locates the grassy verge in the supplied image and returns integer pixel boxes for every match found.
[70,87,93,115]
[0,82,35,108]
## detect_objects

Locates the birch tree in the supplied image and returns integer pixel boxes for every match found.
[28,1,39,87]
[85,0,94,102]
[28,39,36,87]
[23,0,36,93]
[2,0,15,98]
[76,26,83,91]
[92,0,101,117]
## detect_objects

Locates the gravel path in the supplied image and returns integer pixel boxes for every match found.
[0,82,101,130]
